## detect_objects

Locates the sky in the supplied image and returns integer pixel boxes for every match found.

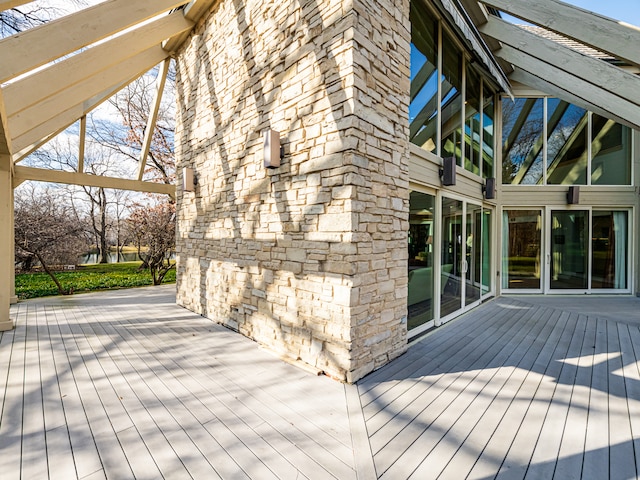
[552,0,640,28]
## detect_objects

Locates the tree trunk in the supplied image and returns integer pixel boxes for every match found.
[35,252,69,295]
[99,188,109,263]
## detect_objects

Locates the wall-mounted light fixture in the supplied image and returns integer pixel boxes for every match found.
[182,167,197,192]
[440,156,456,186]
[567,185,579,204]
[264,128,284,169]
[483,177,496,200]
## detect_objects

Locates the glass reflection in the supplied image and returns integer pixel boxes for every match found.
[464,66,481,176]
[441,33,463,165]
[502,210,541,289]
[482,94,495,179]
[408,192,435,330]
[441,197,463,317]
[502,98,544,184]
[409,4,438,152]
[551,211,588,289]
[547,102,588,185]
[591,114,631,185]
[592,211,627,289]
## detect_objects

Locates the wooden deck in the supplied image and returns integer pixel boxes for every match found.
[3,288,640,479]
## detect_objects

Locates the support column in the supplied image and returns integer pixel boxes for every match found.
[9,186,16,304]
[0,154,15,330]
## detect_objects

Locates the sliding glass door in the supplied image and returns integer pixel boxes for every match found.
[502,208,630,293]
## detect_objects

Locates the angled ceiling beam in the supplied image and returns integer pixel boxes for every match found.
[0,90,10,157]
[3,11,193,117]
[0,0,188,83]
[480,16,640,109]
[481,0,640,68]
[138,59,170,181]
[495,45,640,129]
[13,165,176,196]
[509,68,635,130]
[163,0,217,53]
[0,1,31,10]
[9,45,168,141]
[12,81,128,154]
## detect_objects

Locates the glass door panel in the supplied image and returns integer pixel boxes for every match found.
[550,210,588,289]
[441,197,463,317]
[591,211,628,289]
[408,192,436,331]
[503,210,542,290]
[481,209,492,295]
[465,203,482,306]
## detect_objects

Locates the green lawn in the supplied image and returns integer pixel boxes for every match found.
[15,261,176,300]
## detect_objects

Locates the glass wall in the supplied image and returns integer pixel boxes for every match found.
[408,192,436,330]
[502,210,542,290]
[591,211,628,289]
[502,97,632,185]
[410,0,496,178]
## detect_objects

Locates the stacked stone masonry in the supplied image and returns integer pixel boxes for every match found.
[175,0,411,382]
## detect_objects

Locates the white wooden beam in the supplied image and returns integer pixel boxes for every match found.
[138,59,170,181]
[0,90,11,156]
[495,44,640,129]
[508,68,636,130]
[3,11,193,118]
[163,0,216,53]
[12,82,127,153]
[0,0,188,83]
[480,16,640,108]
[9,46,168,141]
[481,0,640,68]
[14,165,176,196]
[0,0,31,11]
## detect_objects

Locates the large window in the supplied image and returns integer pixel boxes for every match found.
[410,0,496,178]
[502,97,632,185]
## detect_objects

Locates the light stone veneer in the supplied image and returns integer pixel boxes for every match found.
[175,0,410,382]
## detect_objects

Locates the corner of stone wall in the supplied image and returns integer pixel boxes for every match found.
[174,0,411,384]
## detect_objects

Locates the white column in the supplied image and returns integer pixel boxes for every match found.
[0,154,15,330]
[10,186,17,304]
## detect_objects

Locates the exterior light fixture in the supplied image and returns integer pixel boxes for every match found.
[182,167,197,192]
[483,178,496,200]
[264,128,284,169]
[567,186,579,204]
[440,156,456,186]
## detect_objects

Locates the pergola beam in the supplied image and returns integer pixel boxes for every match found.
[12,82,128,154]
[495,44,640,129]
[138,59,170,181]
[3,11,193,117]
[480,16,640,109]
[481,0,640,68]
[9,46,168,141]
[0,0,31,10]
[0,0,188,84]
[509,68,635,130]
[14,166,176,196]
[163,0,217,53]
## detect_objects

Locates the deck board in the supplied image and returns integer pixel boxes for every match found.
[5,288,640,479]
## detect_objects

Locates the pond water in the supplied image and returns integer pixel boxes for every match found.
[78,252,140,264]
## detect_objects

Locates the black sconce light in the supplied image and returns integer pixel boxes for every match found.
[567,186,579,204]
[483,177,496,200]
[440,156,456,186]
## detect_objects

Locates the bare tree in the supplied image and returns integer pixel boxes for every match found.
[127,202,176,285]
[14,187,90,295]
[0,1,89,37]
[90,63,176,185]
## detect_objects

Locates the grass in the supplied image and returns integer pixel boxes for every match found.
[15,261,176,300]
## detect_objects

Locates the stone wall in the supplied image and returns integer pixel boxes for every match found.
[175,0,410,382]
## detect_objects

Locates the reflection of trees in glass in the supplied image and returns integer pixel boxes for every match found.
[547,102,588,185]
[409,5,438,152]
[501,98,543,184]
